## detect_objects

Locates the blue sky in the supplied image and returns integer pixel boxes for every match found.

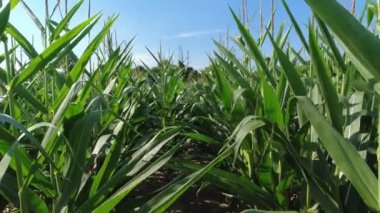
[9,0,364,69]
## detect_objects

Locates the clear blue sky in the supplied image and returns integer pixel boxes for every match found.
[9,0,365,69]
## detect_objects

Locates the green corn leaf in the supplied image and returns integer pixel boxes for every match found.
[24,188,49,213]
[275,23,286,46]
[10,0,20,10]
[0,67,48,113]
[181,132,219,145]
[0,114,54,184]
[6,23,39,58]
[138,119,265,212]
[76,68,99,104]
[305,0,380,83]
[10,0,20,9]
[0,172,49,213]
[40,81,82,153]
[291,47,308,65]
[227,116,266,162]
[14,86,48,114]
[0,172,19,207]
[268,33,307,96]
[262,79,284,130]
[9,14,99,89]
[78,128,180,212]
[258,147,274,191]
[0,127,14,142]
[276,71,288,109]
[309,26,343,133]
[316,18,346,74]
[0,141,54,197]
[211,60,234,110]
[89,125,122,196]
[271,25,291,68]
[169,160,278,209]
[48,15,100,75]
[282,0,309,53]
[93,145,180,213]
[213,53,256,99]
[366,2,378,27]
[297,96,379,210]
[98,47,122,81]
[214,40,257,81]
[230,8,276,87]
[54,111,101,212]
[52,0,84,41]
[0,1,10,36]
[53,16,117,110]
[137,145,231,213]
[267,122,342,212]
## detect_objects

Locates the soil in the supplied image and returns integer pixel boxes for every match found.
[128,139,245,213]
[169,185,243,213]
[130,169,245,213]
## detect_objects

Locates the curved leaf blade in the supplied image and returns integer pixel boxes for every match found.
[305,0,380,82]
[297,96,378,210]
[0,1,10,36]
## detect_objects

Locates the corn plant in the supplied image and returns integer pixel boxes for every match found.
[0,0,380,212]
[0,1,184,212]
[143,0,380,212]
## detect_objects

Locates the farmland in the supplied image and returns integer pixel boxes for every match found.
[0,0,379,212]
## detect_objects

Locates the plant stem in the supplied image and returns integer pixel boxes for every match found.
[15,151,28,213]
[271,0,275,35]
[260,0,263,36]
[3,37,16,134]
[65,0,68,14]
[351,0,356,15]
[44,0,49,107]
[88,0,92,72]
[44,0,49,47]
[306,183,311,210]
[4,40,12,82]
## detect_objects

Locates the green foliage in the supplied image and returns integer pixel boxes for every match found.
[0,0,379,212]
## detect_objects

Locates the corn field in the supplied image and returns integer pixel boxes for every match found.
[0,0,379,212]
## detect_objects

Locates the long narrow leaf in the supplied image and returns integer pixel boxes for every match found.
[305,0,380,82]
[297,96,379,210]
[10,14,99,89]
[0,1,10,36]
[309,26,343,132]
[230,8,276,87]
[53,16,117,110]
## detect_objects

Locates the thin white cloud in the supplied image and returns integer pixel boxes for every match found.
[171,29,224,39]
